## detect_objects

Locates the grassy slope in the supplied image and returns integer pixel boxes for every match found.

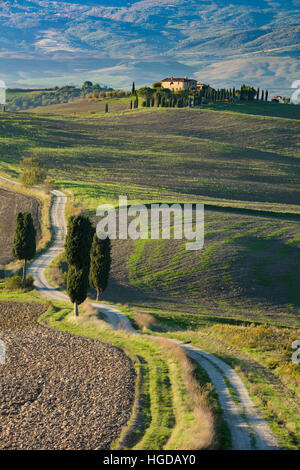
[104,209,300,325]
[1,101,299,448]
[1,103,299,321]
[206,101,300,120]
[129,308,300,449]
[0,104,299,212]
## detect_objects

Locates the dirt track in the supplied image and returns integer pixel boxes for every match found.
[28,189,280,450]
[0,301,135,450]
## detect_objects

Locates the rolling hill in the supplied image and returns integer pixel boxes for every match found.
[0,1,299,95]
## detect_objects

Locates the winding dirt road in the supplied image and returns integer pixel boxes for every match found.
[28,189,279,450]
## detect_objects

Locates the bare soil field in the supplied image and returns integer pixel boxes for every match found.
[0,188,41,266]
[0,301,135,450]
[27,98,130,115]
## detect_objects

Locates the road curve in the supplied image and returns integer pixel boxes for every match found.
[26,190,279,451]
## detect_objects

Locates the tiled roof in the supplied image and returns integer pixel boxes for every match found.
[161,77,197,82]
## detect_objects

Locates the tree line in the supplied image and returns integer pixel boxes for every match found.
[65,215,111,316]
[6,82,114,112]
[129,82,269,109]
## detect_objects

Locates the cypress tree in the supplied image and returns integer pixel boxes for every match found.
[130,100,132,109]
[261,90,265,101]
[65,215,93,316]
[13,212,36,288]
[265,90,269,102]
[105,103,108,113]
[132,82,135,95]
[67,266,90,306]
[89,234,111,301]
[257,88,260,101]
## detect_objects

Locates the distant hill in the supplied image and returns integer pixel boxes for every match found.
[6,84,113,111]
[0,1,299,95]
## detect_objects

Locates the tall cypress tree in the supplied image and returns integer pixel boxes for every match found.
[105,103,109,113]
[257,88,260,101]
[132,82,136,95]
[13,212,36,288]
[65,215,93,316]
[67,266,90,307]
[89,234,111,300]
[265,90,269,102]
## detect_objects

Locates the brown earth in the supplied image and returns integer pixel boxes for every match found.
[0,301,135,450]
[26,98,130,115]
[0,188,41,266]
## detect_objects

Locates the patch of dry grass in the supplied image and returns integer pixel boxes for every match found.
[156,337,215,450]
[134,311,158,331]
[69,301,113,330]
[211,323,300,388]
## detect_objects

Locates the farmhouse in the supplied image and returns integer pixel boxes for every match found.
[161,77,198,92]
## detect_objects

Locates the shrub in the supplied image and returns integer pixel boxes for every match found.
[19,157,47,186]
[45,299,53,310]
[25,274,34,288]
[4,275,22,290]
[134,311,157,330]
[4,274,34,290]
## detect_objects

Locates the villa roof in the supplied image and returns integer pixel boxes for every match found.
[161,77,197,82]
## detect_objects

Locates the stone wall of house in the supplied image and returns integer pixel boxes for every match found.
[161,79,197,92]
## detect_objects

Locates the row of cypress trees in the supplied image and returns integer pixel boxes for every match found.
[12,212,111,315]
[65,215,111,316]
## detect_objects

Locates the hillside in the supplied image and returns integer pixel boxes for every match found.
[0,103,300,324]
[0,1,299,94]
[1,105,299,209]
[5,84,114,111]
[1,99,300,450]
[104,208,300,326]
[0,187,41,266]
[26,96,131,115]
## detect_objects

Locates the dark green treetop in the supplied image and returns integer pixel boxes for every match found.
[13,212,36,262]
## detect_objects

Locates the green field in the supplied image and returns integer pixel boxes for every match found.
[127,307,300,449]
[103,209,300,326]
[1,103,300,324]
[0,104,300,213]
[1,101,300,449]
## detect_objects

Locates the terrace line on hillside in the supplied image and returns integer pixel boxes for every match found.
[96,197,204,251]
